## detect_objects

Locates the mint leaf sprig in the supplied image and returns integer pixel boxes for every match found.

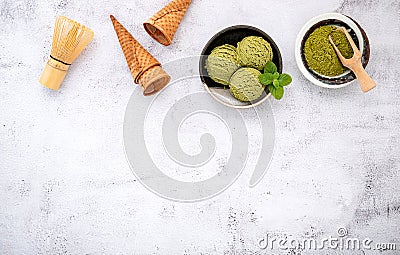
[259,61,292,100]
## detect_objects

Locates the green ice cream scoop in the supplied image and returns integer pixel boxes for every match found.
[237,36,273,70]
[205,44,241,86]
[230,67,265,102]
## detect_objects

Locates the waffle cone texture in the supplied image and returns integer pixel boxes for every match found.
[144,0,192,46]
[110,15,170,95]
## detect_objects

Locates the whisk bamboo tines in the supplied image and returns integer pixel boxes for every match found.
[39,16,94,90]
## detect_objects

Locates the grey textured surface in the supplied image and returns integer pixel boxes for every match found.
[0,0,399,254]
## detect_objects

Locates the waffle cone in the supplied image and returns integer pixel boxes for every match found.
[110,15,160,83]
[144,0,192,46]
[139,66,171,96]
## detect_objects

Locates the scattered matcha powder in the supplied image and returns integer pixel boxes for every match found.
[304,25,354,77]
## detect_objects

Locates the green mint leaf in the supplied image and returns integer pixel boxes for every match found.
[259,74,270,85]
[278,73,292,86]
[265,73,274,78]
[268,85,276,98]
[260,73,274,85]
[265,73,274,81]
[269,85,284,100]
[272,72,279,80]
[273,79,280,88]
[264,61,277,74]
[275,86,284,100]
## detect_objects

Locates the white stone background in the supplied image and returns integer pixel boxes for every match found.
[1,0,399,254]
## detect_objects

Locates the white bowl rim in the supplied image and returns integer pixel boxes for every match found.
[295,13,364,89]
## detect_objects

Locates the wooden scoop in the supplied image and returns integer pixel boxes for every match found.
[329,27,376,92]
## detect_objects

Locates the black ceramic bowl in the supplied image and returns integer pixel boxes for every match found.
[295,13,370,88]
[199,25,282,108]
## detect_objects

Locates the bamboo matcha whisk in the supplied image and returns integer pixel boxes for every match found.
[39,16,94,90]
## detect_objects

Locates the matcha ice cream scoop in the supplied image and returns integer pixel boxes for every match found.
[205,44,241,85]
[237,36,273,70]
[229,67,265,102]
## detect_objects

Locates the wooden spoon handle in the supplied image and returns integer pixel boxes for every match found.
[350,62,376,93]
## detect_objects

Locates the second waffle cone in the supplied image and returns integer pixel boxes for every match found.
[144,0,192,46]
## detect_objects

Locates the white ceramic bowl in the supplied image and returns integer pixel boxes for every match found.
[295,13,368,89]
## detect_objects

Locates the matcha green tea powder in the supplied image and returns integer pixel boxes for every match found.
[304,25,354,77]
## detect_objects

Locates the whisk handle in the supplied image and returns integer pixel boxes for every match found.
[39,58,69,90]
